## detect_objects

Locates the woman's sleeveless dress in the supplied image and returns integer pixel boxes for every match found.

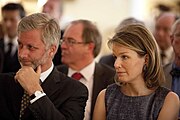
[105,83,170,120]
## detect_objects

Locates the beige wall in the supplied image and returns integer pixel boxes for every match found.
[64,0,134,58]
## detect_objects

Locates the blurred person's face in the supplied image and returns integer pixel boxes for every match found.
[2,10,21,38]
[18,29,53,72]
[42,0,61,20]
[171,24,180,64]
[61,23,91,69]
[113,43,146,84]
[154,15,175,50]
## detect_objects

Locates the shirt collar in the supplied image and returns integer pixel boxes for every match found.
[4,34,18,46]
[68,60,95,81]
[161,46,173,59]
[40,63,54,83]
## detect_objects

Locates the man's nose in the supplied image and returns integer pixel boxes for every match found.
[18,47,29,58]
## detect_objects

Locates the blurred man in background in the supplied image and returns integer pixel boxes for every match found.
[57,19,115,120]
[163,18,180,118]
[163,18,180,96]
[154,12,178,66]
[0,3,25,73]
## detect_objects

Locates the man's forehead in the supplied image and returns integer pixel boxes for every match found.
[18,32,43,44]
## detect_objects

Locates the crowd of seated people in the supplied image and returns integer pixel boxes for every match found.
[0,1,179,120]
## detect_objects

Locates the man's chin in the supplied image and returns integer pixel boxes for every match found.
[20,63,36,69]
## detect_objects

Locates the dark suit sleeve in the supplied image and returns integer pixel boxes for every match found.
[0,93,15,120]
[0,74,16,120]
[0,49,3,72]
[29,81,88,120]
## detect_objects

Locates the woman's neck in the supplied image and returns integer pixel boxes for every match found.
[120,82,155,96]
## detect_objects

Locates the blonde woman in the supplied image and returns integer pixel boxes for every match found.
[93,24,179,120]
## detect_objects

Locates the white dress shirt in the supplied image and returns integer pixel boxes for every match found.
[30,63,54,103]
[4,35,18,56]
[161,46,174,66]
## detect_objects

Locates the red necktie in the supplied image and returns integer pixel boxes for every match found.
[71,72,83,80]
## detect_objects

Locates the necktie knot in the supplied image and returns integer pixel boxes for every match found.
[71,72,83,80]
[7,42,13,55]
[170,68,180,77]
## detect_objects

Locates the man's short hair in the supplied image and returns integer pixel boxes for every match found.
[2,3,26,18]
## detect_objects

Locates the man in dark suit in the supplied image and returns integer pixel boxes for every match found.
[154,12,178,66]
[163,18,180,117]
[0,3,26,73]
[0,13,88,120]
[56,20,115,120]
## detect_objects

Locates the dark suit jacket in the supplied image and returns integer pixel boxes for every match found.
[0,38,21,73]
[0,48,3,72]
[0,67,88,120]
[163,63,173,89]
[99,54,115,69]
[56,63,115,120]
[0,23,4,39]
[52,30,64,66]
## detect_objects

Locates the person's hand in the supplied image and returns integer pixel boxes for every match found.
[15,66,43,95]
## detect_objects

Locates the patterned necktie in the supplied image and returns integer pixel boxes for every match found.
[71,72,83,80]
[19,91,30,119]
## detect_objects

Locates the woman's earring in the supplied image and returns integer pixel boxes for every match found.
[143,64,147,72]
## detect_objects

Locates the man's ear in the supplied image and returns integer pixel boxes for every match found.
[88,42,95,51]
[49,45,57,56]
[83,42,95,56]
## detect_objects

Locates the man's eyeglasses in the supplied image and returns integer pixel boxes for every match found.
[60,38,87,46]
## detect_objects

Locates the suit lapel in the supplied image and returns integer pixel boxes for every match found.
[23,67,65,119]
[91,63,104,117]
[56,64,68,75]
[164,63,172,89]
[41,67,64,98]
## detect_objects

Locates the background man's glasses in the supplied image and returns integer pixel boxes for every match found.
[60,38,88,46]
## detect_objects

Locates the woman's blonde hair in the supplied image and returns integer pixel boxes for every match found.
[108,23,165,88]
